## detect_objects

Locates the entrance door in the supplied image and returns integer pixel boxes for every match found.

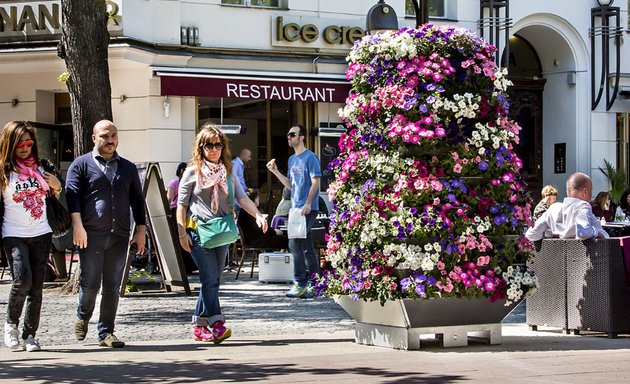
[503,34,546,200]
[508,79,545,199]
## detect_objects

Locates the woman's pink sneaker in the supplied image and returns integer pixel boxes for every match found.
[211,321,232,344]
[193,326,214,342]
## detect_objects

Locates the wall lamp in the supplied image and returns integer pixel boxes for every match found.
[478,0,512,66]
[180,26,200,46]
[366,0,398,33]
[366,0,429,34]
[590,0,622,110]
[163,96,170,118]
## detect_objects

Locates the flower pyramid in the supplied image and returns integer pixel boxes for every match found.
[319,25,538,305]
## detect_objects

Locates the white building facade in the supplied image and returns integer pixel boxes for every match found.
[0,0,629,199]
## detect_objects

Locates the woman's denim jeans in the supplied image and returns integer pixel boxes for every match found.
[188,230,229,326]
[288,211,320,286]
[4,233,52,339]
[77,234,129,339]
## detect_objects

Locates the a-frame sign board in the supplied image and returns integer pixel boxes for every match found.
[121,162,191,296]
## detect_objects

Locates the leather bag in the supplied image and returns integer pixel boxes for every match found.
[46,190,71,238]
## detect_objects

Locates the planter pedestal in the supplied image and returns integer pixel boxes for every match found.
[335,295,515,350]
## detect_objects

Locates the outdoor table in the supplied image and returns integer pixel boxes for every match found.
[602,222,630,237]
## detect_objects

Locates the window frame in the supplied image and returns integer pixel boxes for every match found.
[405,0,447,19]
[220,0,281,8]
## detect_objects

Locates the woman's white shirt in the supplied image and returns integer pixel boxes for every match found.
[2,170,52,238]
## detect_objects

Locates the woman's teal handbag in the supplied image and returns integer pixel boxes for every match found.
[197,215,239,249]
[196,175,240,249]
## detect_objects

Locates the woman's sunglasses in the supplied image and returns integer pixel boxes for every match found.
[16,140,34,148]
[203,142,224,150]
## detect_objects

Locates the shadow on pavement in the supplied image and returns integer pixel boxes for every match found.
[0,359,464,383]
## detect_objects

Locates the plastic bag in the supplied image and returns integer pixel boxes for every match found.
[287,208,307,239]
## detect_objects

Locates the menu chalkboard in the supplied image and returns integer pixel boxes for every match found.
[319,135,340,192]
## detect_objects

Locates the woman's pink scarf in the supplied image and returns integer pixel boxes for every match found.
[16,156,49,192]
[197,160,228,213]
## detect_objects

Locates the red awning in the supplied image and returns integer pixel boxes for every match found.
[159,73,351,103]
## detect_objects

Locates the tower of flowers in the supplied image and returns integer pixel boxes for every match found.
[320,25,538,306]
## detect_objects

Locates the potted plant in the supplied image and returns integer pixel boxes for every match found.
[598,159,627,207]
[317,25,538,349]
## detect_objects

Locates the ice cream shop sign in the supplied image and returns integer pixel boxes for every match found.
[273,16,365,48]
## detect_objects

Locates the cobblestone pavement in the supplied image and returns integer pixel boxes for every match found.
[0,269,356,346]
[0,267,525,347]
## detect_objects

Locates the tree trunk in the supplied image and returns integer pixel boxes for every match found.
[56,0,113,294]
[58,0,112,157]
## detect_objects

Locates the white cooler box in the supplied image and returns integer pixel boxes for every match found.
[258,252,294,283]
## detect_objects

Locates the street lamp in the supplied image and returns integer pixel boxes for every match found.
[409,0,429,27]
[590,0,622,110]
[478,1,511,66]
[366,0,429,34]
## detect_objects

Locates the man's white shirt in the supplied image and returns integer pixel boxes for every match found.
[525,197,609,241]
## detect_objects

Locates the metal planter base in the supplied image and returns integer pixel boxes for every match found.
[335,295,514,350]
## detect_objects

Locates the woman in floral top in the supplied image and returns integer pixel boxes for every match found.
[532,185,558,221]
[176,124,267,344]
[1,121,62,352]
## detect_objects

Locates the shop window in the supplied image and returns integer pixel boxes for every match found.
[405,0,446,19]
[221,0,280,7]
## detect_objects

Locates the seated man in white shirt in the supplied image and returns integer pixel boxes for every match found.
[526,172,609,241]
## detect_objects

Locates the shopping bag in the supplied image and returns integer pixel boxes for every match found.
[287,208,307,239]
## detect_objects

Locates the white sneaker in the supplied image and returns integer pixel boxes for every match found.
[23,335,41,352]
[4,323,20,350]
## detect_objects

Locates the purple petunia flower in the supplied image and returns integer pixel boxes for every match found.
[400,277,412,292]
[478,161,489,171]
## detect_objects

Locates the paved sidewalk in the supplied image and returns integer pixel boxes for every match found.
[2,271,630,383]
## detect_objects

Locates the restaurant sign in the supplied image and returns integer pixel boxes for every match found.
[160,75,351,104]
[0,1,121,39]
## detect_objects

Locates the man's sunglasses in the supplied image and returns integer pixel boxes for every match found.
[203,142,224,150]
[16,140,34,148]
[287,132,299,138]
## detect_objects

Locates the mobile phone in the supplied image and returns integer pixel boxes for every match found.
[41,159,56,174]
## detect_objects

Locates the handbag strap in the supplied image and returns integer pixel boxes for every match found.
[227,174,234,213]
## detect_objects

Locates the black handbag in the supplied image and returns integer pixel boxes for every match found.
[46,190,71,238]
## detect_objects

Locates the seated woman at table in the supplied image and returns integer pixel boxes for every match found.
[618,189,630,221]
[239,188,288,249]
[591,191,613,222]
[274,187,292,218]
[532,185,558,221]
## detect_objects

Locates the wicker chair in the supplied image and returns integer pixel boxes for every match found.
[527,237,630,338]
[565,238,630,337]
[526,238,569,331]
